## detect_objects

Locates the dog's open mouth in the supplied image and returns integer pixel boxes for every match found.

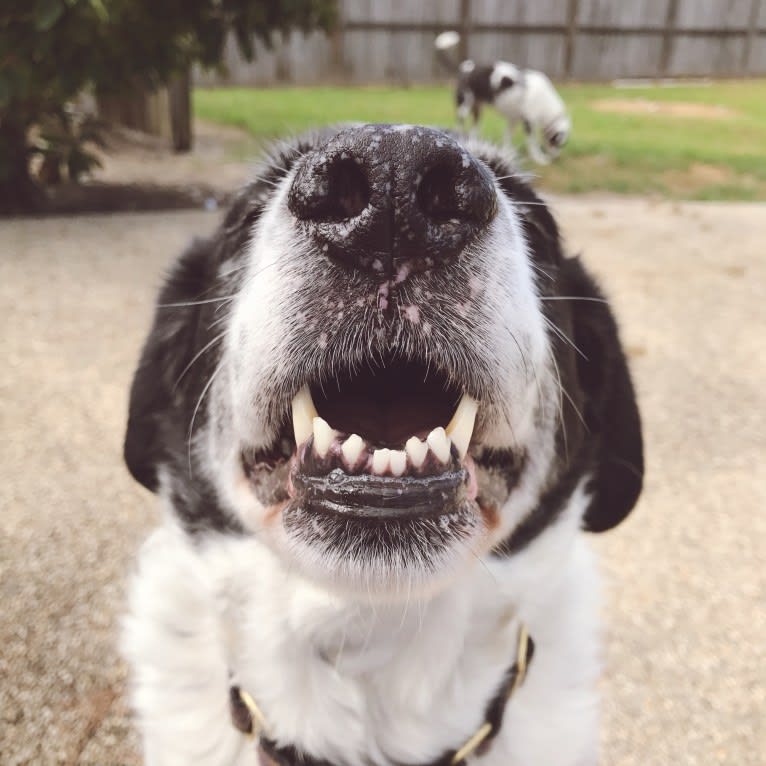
[243,358,481,522]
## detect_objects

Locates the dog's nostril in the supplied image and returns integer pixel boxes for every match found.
[291,156,370,223]
[417,164,466,222]
[324,158,370,221]
[417,161,497,227]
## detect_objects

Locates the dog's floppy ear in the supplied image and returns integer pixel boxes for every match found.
[124,237,216,492]
[562,257,644,532]
[124,184,266,492]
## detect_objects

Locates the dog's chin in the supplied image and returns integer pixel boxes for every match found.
[241,445,495,598]
[279,498,488,598]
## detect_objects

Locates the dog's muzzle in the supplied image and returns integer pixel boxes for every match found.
[240,125,512,578]
[287,124,497,276]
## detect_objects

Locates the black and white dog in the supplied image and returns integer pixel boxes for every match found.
[435,31,571,165]
[122,125,642,766]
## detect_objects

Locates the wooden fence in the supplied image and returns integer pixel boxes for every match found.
[195,0,766,86]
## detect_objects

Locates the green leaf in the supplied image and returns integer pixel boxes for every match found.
[34,0,64,31]
[88,0,109,22]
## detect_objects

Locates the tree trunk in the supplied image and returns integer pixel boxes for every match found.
[169,68,192,153]
[0,118,45,214]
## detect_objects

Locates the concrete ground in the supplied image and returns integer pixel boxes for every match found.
[1,199,763,765]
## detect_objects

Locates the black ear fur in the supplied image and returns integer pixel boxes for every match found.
[562,257,644,532]
[124,238,216,492]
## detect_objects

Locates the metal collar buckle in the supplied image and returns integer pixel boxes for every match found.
[230,685,269,740]
[450,624,532,764]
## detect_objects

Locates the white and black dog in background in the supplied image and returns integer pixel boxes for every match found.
[122,124,642,766]
[435,31,572,165]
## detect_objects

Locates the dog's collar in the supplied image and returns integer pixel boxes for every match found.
[230,623,534,766]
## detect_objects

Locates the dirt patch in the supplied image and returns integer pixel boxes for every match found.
[661,162,735,192]
[8,120,259,217]
[38,181,224,215]
[92,120,257,193]
[591,98,739,120]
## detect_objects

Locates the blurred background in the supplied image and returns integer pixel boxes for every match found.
[2,0,766,209]
[1,1,764,765]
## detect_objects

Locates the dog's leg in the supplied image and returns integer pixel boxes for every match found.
[122,527,257,766]
[469,101,481,139]
[524,121,551,166]
[456,89,474,135]
[456,103,471,134]
[503,119,520,150]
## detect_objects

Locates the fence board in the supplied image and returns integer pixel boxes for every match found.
[748,36,766,70]
[675,0,753,28]
[194,0,766,86]
[469,31,567,76]
[577,0,672,29]
[667,35,749,75]
[572,32,666,78]
[471,0,567,24]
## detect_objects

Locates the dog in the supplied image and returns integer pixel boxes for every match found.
[122,124,643,766]
[435,31,572,165]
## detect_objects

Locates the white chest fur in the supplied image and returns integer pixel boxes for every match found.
[123,489,601,766]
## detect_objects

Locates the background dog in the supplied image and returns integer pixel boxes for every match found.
[122,125,642,765]
[435,31,572,164]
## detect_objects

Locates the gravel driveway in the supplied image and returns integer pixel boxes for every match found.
[1,199,763,765]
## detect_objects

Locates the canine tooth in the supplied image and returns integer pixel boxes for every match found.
[341,434,364,466]
[445,395,478,459]
[405,436,428,468]
[372,448,391,474]
[291,385,318,446]
[389,450,407,476]
[312,417,335,458]
[427,427,451,463]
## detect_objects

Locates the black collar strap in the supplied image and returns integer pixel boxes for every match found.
[230,624,534,766]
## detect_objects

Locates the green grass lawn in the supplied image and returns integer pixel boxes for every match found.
[195,80,766,200]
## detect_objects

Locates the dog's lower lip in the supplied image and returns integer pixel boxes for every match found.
[291,466,472,519]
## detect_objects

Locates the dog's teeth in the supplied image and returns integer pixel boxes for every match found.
[389,450,407,476]
[291,385,318,446]
[426,427,451,463]
[372,448,391,474]
[445,395,478,459]
[341,434,364,467]
[312,417,335,458]
[405,436,428,468]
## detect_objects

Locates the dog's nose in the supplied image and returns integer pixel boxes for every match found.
[287,125,497,276]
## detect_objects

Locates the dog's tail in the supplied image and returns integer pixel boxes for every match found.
[434,30,461,74]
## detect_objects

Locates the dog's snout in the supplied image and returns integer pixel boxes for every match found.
[287,125,497,276]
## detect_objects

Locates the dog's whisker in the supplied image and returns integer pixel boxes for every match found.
[547,347,569,462]
[548,344,587,438]
[159,295,236,309]
[173,331,228,390]
[543,315,588,360]
[454,535,498,589]
[398,573,413,633]
[530,261,556,283]
[505,326,532,384]
[186,361,224,478]
[502,198,555,207]
[540,296,608,304]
